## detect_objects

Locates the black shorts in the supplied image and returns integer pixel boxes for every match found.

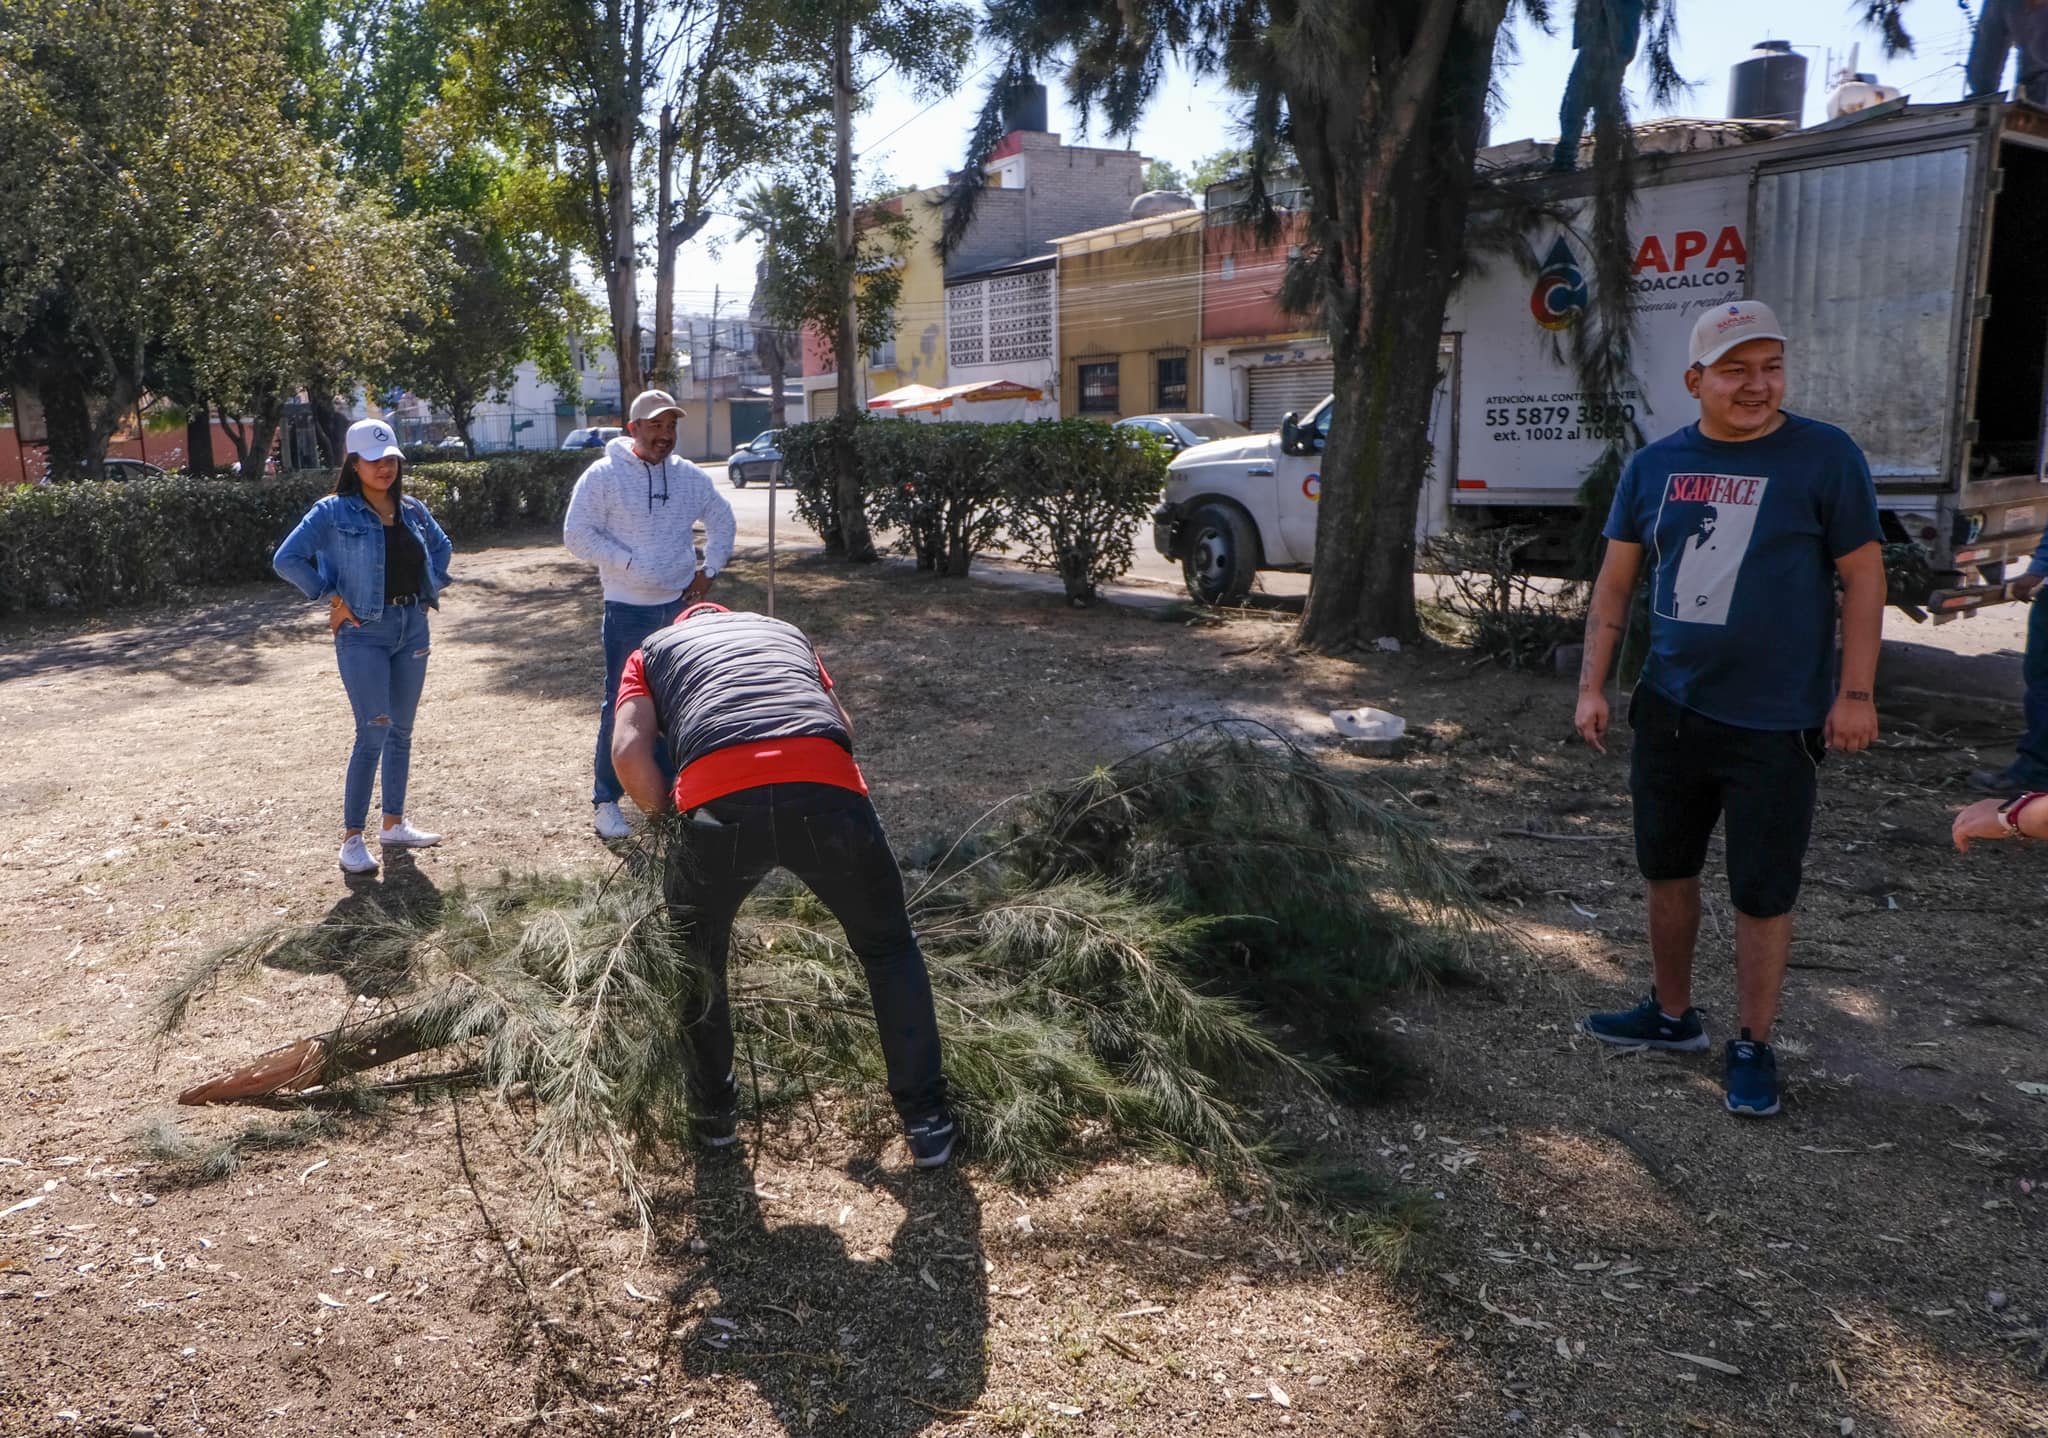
[1626,684,1823,919]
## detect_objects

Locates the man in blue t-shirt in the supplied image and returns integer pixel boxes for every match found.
[1571,300,1886,1118]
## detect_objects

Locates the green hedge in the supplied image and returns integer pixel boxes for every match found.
[780,416,1171,601]
[0,451,592,618]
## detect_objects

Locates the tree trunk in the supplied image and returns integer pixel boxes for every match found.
[1295,14,1502,654]
[830,9,874,560]
[452,395,476,456]
[307,383,351,469]
[41,381,95,478]
[238,389,285,483]
[215,401,250,472]
[184,403,216,476]
[603,124,645,403]
[651,104,680,391]
[766,338,787,429]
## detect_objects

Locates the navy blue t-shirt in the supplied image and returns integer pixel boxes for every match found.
[1603,414,1882,731]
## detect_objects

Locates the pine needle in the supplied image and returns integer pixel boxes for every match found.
[155,727,1488,1245]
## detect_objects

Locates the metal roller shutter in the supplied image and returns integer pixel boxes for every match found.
[1247,362,1335,434]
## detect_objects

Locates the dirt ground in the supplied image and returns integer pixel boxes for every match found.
[0,537,2042,1437]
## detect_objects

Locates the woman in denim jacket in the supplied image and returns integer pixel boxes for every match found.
[274,418,453,875]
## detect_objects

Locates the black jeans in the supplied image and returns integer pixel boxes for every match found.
[662,782,947,1121]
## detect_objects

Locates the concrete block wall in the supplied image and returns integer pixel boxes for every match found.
[942,133,1147,280]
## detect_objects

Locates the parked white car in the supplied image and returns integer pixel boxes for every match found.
[1151,395,1331,605]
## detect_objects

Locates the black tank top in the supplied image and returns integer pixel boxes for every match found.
[383,516,425,602]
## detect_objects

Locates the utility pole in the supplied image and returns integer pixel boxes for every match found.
[704,284,720,460]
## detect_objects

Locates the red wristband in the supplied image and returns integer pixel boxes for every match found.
[2002,792,2047,834]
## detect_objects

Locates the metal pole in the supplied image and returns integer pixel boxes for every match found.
[704,285,719,460]
[767,452,777,618]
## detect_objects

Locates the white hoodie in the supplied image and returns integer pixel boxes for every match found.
[562,436,737,606]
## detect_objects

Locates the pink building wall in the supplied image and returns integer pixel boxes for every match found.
[1202,212,1313,343]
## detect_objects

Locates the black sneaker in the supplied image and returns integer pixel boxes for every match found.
[904,1111,958,1169]
[1724,1030,1781,1118]
[1583,993,1710,1051]
[692,1108,739,1150]
[1967,768,2023,795]
[692,1070,741,1150]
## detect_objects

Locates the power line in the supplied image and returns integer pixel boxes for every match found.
[859,53,1002,159]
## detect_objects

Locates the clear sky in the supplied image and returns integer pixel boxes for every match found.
[678,0,1979,313]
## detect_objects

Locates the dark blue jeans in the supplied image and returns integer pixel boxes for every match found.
[2013,595,2048,786]
[663,783,948,1122]
[334,605,431,831]
[593,598,679,804]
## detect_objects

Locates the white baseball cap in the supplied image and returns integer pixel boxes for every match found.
[346,417,404,462]
[629,389,687,424]
[1689,300,1788,367]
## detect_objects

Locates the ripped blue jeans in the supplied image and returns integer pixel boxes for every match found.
[334,605,431,831]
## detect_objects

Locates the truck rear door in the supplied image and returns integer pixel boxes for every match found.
[1748,142,1979,489]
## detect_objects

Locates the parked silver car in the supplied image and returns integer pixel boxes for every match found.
[561,426,622,451]
[1112,413,1250,453]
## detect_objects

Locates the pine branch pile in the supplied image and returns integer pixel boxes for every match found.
[155,728,1489,1232]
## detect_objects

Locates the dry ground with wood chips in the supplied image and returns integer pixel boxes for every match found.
[0,538,2042,1437]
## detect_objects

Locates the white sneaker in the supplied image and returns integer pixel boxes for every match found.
[377,820,441,848]
[338,834,378,874]
[593,801,632,840]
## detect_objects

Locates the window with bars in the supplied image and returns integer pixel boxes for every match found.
[1155,355,1188,410]
[1078,362,1120,413]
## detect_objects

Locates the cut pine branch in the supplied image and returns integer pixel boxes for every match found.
[178,1014,430,1104]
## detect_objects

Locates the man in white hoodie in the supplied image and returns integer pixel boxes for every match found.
[563,389,737,839]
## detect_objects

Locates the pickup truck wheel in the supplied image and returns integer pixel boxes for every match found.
[1182,503,1257,606]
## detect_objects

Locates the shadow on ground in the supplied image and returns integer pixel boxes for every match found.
[664,1154,989,1436]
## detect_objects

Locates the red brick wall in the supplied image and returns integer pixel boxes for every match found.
[1,422,250,485]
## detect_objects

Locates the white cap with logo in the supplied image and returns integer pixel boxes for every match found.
[1689,300,1788,368]
[346,417,404,462]
[629,389,687,424]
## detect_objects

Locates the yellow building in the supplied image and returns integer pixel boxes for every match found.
[1053,207,1204,421]
[803,187,948,418]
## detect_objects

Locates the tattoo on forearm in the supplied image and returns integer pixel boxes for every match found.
[1844,690,1871,702]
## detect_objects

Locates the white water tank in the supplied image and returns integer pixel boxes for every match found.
[1825,73,1901,119]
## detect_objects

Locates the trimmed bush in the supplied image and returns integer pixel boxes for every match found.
[0,451,593,618]
[992,421,1172,603]
[779,415,1171,596]
[862,422,1008,576]
[778,417,845,552]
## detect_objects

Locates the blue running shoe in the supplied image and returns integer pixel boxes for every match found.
[904,1111,958,1169]
[1724,1031,1781,1117]
[1583,994,1709,1051]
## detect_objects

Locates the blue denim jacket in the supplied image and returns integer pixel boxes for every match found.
[273,493,453,623]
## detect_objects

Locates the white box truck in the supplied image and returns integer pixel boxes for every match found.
[1154,99,2048,616]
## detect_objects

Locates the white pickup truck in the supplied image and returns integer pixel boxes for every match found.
[1150,398,1332,605]
[1156,98,2048,617]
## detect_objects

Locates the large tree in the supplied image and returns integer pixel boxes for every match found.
[773,0,975,560]
[284,0,586,452]
[462,0,799,410]
[954,1,1913,653]
[0,0,413,478]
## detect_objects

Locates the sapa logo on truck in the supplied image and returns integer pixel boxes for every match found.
[1632,226,1747,291]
